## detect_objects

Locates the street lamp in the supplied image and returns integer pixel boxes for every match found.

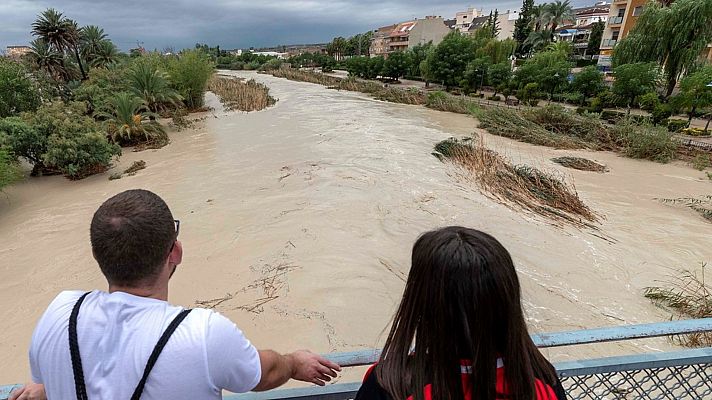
[551,72,561,104]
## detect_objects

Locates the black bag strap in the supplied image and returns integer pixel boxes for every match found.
[68,291,192,400]
[69,291,91,400]
[129,308,192,400]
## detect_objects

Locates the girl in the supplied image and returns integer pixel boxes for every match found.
[356,227,566,400]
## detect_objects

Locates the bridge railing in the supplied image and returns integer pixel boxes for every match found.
[2,319,711,400]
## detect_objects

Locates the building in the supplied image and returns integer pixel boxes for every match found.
[5,46,31,60]
[553,2,610,59]
[455,7,483,32]
[371,17,450,57]
[465,16,490,35]
[444,18,457,30]
[370,24,398,58]
[496,10,520,40]
[597,0,647,68]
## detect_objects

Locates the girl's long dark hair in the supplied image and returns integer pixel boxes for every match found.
[376,226,558,400]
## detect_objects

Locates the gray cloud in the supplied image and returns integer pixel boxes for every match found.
[1,0,594,51]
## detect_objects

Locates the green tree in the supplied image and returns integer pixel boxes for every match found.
[514,49,571,94]
[678,66,712,125]
[488,63,512,97]
[586,21,605,56]
[407,42,433,77]
[613,0,712,97]
[166,49,214,109]
[31,8,87,80]
[0,148,22,190]
[428,32,476,89]
[419,59,433,88]
[0,117,47,174]
[571,66,604,105]
[100,92,166,145]
[80,25,107,62]
[514,0,535,55]
[28,39,66,80]
[128,62,182,112]
[381,51,409,81]
[524,30,552,53]
[463,58,491,93]
[366,56,385,79]
[543,0,574,35]
[0,59,41,118]
[612,62,658,114]
[91,41,119,68]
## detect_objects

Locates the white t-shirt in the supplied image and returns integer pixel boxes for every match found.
[30,290,262,399]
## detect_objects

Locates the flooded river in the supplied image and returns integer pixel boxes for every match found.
[0,71,710,384]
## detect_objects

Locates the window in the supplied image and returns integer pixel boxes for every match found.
[611,30,620,40]
[633,6,643,16]
[617,8,626,17]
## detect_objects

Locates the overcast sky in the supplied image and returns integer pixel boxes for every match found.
[1,0,594,52]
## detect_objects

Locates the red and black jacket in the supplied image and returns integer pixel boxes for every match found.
[355,360,566,400]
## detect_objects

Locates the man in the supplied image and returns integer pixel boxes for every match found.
[11,189,340,400]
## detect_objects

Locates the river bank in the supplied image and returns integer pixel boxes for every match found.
[0,71,709,384]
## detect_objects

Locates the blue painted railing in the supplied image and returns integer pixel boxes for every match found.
[3,318,712,400]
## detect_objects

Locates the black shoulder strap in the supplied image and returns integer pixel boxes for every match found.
[130,308,192,400]
[69,291,92,400]
[68,291,192,400]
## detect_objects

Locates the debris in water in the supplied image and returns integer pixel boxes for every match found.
[552,157,608,173]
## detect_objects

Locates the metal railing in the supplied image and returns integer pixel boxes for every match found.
[601,39,618,48]
[2,319,711,400]
[609,16,624,25]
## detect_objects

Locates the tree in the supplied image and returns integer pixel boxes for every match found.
[514,49,571,100]
[419,60,433,88]
[0,149,22,191]
[127,62,182,112]
[91,41,119,68]
[100,92,166,145]
[80,25,107,62]
[513,0,535,55]
[586,21,605,56]
[487,63,512,97]
[463,58,490,93]
[678,66,712,124]
[614,0,712,97]
[407,42,433,77]
[327,37,348,61]
[0,117,47,174]
[381,51,409,81]
[531,4,546,32]
[571,66,605,105]
[428,32,476,89]
[612,62,658,114]
[543,0,574,35]
[483,10,501,39]
[31,8,87,80]
[524,30,552,53]
[0,59,41,118]
[28,39,66,80]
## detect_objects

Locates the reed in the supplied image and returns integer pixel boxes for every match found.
[208,76,277,112]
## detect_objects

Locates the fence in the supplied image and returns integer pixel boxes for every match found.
[2,320,711,400]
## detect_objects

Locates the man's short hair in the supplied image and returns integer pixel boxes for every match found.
[90,189,176,286]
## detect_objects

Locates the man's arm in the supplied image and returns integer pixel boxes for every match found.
[252,350,341,392]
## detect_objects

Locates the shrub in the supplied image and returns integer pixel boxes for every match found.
[101,92,168,147]
[651,103,672,125]
[128,62,182,112]
[516,83,541,105]
[45,130,120,179]
[260,59,284,71]
[229,61,246,70]
[0,148,23,190]
[638,92,660,112]
[588,97,604,113]
[245,61,261,70]
[0,117,47,174]
[0,58,41,117]
[681,127,711,137]
[426,91,477,114]
[600,110,626,123]
[524,105,618,149]
[166,50,215,109]
[668,119,689,132]
[563,92,584,105]
[613,119,678,163]
[692,154,710,171]
[487,95,501,101]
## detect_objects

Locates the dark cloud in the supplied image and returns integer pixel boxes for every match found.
[1,0,595,51]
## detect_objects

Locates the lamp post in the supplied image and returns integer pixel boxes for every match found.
[550,72,560,104]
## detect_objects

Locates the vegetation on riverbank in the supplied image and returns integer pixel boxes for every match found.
[645,262,711,347]
[552,157,608,173]
[0,8,215,183]
[433,137,597,227]
[209,76,277,112]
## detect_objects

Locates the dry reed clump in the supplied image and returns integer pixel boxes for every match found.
[434,137,598,227]
[644,263,712,347]
[658,196,712,222]
[124,160,146,175]
[524,106,619,150]
[208,76,277,112]
[474,107,591,149]
[426,91,480,114]
[552,157,608,173]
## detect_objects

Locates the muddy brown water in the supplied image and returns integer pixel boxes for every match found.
[0,71,710,384]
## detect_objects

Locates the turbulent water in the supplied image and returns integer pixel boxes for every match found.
[0,71,710,384]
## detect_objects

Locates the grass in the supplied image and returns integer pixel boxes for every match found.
[692,153,711,171]
[523,106,619,150]
[433,137,598,227]
[474,107,590,149]
[552,157,608,173]
[208,75,277,112]
[644,263,712,347]
[658,196,712,222]
[426,91,480,114]
[612,119,678,163]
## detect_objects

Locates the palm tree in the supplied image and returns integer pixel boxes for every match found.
[100,92,167,145]
[31,8,87,80]
[91,41,119,68]
[81,25,108,61]
[544,0,574,34]
[524,30,553,52]
[28,39,66,80]
[530,4,547,32]
[127,63,182,112]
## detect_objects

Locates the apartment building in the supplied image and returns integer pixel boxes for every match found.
[597,0,647,68]
[5,45,31,60]
[554,2,610,58]
[370,17,450,57]
[370,24,398,58]
[455,7,483,32]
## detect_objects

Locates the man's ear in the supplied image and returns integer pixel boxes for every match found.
[169,240,183,267]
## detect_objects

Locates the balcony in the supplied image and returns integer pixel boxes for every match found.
[601,39,618,48]
[609,16,624,25]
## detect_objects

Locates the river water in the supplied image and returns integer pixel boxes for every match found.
[0,71,710,384]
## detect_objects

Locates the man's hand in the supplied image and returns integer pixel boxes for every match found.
[288,350,341,386]
[8,383,46,400]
